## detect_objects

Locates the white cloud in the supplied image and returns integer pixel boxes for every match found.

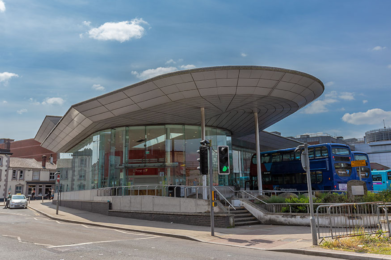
[241,53,247,57]
[42,97,65,105]
[342,109,391,125]
[92,84,105,91]
[83,21,91,26]
[339,92,355,101]
[372,46,386,51]
[180,64,196,70]
[17,109,27,115]
[0,1,5,13]
[302,98,338,114]
[166,59,176,64]
[325,91,354,101]
[79,34,83,38]
[88,18,148,43]
[131,67,177,80]
[29,98,41,105]
[363,100,368,104]
[339,107,346,111]
[325,81,334,87]
[388,65,391,69]
[0,72,19,85]
[2,100,7,104]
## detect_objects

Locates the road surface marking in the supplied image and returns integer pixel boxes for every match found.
[113,230,148,235]
[134,236,160,240]
[47,239,131,248]
[34,218,38,220]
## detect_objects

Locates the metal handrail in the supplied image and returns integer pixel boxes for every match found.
[239,190,267,204]
[213,187,236,211]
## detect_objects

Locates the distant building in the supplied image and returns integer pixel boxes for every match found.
[286,133,352,147]
[7,157,56,198]
[351,128,391,170]
[0,149,12,200]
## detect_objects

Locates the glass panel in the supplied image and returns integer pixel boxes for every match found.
[126,126,146,187]
[282,153,291,162]
[322,147,329,157]
[261,154,270,163]
[372,175,382,181]
[166,125,185,187]
[271,153,281,162]
[354,154,368,161]
[185,125,201,186]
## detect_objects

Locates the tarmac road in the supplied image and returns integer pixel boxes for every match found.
[0,207,340,260]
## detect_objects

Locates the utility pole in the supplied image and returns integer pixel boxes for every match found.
[208,140,214,236]
[55,172,60,215]
[296,143,317,245]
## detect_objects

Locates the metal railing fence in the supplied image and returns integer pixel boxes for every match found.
[316,202,391,242]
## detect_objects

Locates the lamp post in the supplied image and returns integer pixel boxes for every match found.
[295,143,317,245]
[55,171,60,215]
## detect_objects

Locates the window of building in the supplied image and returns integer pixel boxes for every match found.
[19,170,24,180]
[49,172,55,180]
[15,185,22,194]
[32,171,40,180]
[12,170,17,180]
[80,158,86,166]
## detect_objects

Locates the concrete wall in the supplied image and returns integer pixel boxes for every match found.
[53,200,109,215]
[56,190,219,213]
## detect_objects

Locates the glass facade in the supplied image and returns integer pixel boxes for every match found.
[57,124,233,192]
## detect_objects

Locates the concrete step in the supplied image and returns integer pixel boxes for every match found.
[235,217,257,222]
[235,220,261,226]
[231,210,248,214]
[233,213,252,217]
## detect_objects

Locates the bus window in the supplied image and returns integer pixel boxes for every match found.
[272,175,284,185]
[388,172,391,180]
[315,147,322,158]
[283,153,291,162]
[321,147,329,157]
[252,156,257,164]
[284,174,296,184]
[261,154,271,163]
[308,149,314,159]
[315,146,328,158]
[295,151,301,160]
[358,166,371,178]
[272,153,282,162]
[372,175,382,182]
[334,162,352,177]
[354,154,368,161]
[332,147,350,155]
[262,174,272,184]
[311,171,323,184]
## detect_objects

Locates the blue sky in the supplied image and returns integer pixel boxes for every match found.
[0,0,390,141]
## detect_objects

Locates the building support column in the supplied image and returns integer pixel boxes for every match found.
[254,111,263,194]
[201,108,207,200]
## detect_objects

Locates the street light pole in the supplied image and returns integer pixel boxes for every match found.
[55,171,60,215]
[296,143,317,245]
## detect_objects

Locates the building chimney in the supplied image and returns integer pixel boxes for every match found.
[50,154,53,164]
[42,155,47,169]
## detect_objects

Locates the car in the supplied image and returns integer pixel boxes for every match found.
[9,194,28,209]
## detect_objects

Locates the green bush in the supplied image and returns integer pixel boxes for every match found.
[265,196,286,203]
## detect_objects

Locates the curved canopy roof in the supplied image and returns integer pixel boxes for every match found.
[41,66,324,153]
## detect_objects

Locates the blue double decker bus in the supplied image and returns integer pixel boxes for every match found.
[249,143,369,191]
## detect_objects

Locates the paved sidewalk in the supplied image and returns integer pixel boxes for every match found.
[28,200,312,250]
[28,201,391,259]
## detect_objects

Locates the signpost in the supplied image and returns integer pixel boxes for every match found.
[351,160,367,181]
[296,143,317,246]
[56,172,60,215]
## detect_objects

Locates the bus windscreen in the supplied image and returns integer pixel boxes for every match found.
[332,147,350,155]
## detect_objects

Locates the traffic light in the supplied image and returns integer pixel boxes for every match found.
[218,146,230,175]
[197,146,208,175]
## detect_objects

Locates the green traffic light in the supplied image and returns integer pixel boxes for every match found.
[223,166,228,172]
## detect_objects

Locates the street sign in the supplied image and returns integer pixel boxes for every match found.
[351,160,367,167]
[57,174,60,183]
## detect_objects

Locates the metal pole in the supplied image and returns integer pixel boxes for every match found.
[304,143,318,245]
[201,107,207,200]
[254,111,262,194]
[56,184,60,215]
[208,141,214,236]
